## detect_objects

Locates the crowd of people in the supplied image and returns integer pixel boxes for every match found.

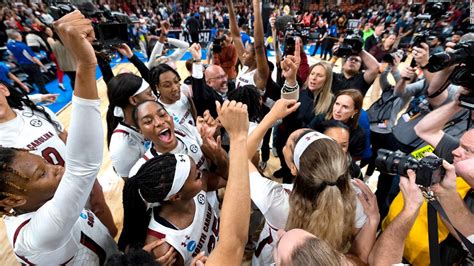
[0,0,473,265]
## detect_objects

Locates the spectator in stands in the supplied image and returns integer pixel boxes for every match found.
[428,34,445,54]
[369,32,397,62]
[240,24,251,46]
[364,24,384,52]
[6,29,48,94]
[0,61,31,93]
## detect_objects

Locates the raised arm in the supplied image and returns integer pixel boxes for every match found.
[167,38,190,62]
[25,11,103,250]
[252,0,270,91]
[205,100,249,265]
[360,49,380,85]
[414,99,461,149]
[225,0,246,65]
[115,43,150,82]
[369,170,424,265]
[432,160,474,240]
[247,99,300,159]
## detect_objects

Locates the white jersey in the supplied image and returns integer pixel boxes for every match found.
[129,122,208,177]
[4,209,117,265]
[3,97,119,265]
[109,122,149,177]
[249,171,368,265]
[235,65,257,89]
[148,191,219,265]
[0,106,65,165]
[159,92,195,127]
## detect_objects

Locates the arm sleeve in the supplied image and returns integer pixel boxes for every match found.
[249,171,290,228]
[146,42,164,69]
[109,134,142,177]
[20,96,103,251]
[394,79,424,98]
[28,94,43,104]
[129,54,150,83]
[167,38,189,62]
[433,134,459,163]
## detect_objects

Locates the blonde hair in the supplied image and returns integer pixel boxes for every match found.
[304,62,334,115]
[290,236,345,266]
[286,137,356,253]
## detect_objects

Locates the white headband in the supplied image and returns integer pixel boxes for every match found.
[139,154,192,210]
[293,131,331,170]
[113,79,150,118]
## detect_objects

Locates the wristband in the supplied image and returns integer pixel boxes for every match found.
[193,59,201,63]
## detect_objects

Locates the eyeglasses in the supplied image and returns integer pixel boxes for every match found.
[347,57,362,63]
[207,74,227,81]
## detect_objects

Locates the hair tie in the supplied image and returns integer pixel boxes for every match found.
[113,106,125,118]
[293,131,332,170]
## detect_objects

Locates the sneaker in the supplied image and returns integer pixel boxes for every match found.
[58,83,66,91]
[258,161,267,171]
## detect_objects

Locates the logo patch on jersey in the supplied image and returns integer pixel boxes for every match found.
[180,235,197,253]
[197,194,205,205]
[30,119,42,127]
[190,144,198,153]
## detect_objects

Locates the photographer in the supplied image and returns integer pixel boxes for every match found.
[212,30,238,81]
[414,89,473,163]
[369,170,425,265]
[331,42,380,97]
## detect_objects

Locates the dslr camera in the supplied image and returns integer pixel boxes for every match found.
[427,40,474,109]
[382,49,407,65]
[212,36,225,54]
[48,1,129,50]
[375,149,445,188]
[334,30,363,58]
[283,22,309,56]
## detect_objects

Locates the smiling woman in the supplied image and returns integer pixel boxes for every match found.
[0,11,119,265]
[151,64,196,126]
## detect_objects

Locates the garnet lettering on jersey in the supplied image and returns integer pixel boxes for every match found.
[192,202,213,256]
[26,131,54,150]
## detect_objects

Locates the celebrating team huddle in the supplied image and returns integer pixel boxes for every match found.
[1,0,474,265]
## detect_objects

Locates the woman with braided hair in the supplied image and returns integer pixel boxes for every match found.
[119,153,221,265]
[0,12,119,264]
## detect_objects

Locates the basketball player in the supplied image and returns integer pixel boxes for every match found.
[106,73,156,179]
[0,80,118,238]
[244,99,376,265]
[226,0,269,91]
[128,100,228,182]
[0,11,119,264]
[150,64,196,127]
[120,153,221,265]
